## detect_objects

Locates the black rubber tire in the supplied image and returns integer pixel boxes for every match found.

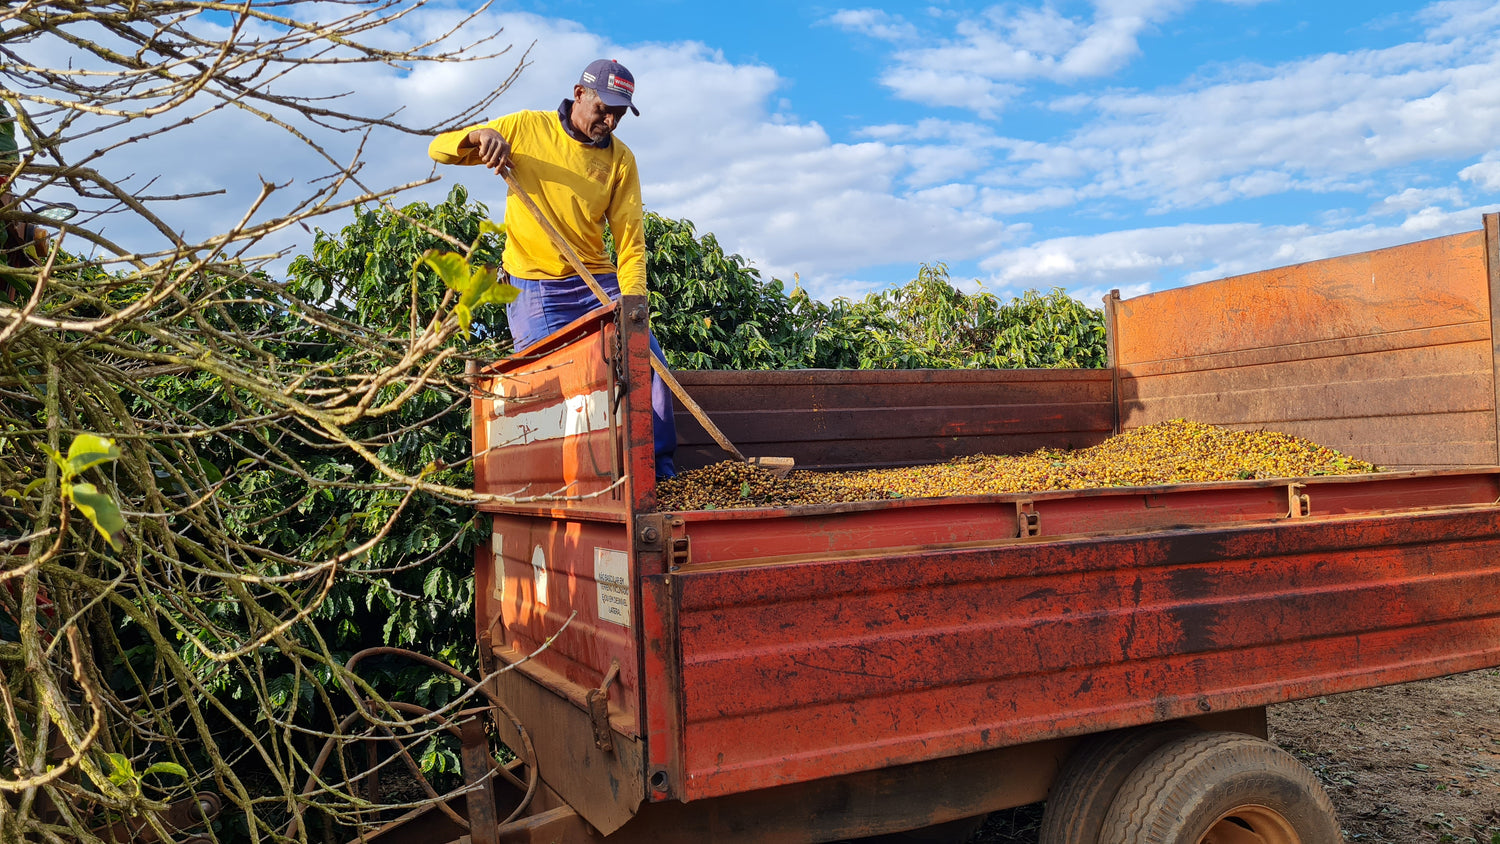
[1037,722,1198,844]
[1098,731,1341,844]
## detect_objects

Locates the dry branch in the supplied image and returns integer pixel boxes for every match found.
[0,3,532,841]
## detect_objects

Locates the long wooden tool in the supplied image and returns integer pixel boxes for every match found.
[499,169,794,475]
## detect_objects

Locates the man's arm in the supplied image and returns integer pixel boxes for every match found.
[429,122,511,174]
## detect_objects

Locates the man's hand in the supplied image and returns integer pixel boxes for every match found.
[465,127,511,175]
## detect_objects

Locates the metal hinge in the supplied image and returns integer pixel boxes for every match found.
[1287,483,1311,518]
[587,660,621,751]
[1015,500,1041,537]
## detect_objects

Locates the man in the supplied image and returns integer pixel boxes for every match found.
[429,59,676,478]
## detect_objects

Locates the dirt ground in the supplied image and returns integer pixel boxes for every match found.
[965,668,1500,843]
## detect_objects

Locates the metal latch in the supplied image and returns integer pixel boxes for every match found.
[640,515,690,569]
[1015,500,1041,537]
[669,534,690,569]
[587,660,621,751]
[1287,484,1311,518]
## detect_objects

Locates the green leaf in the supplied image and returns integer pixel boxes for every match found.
[105,752,134,786]
[67,482,126,550]
[417,250,518,338]
[66,433,121,477]
[418,250,470,290]
[142,761,188,780]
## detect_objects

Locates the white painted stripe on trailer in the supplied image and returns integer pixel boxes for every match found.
[489,389,611,447]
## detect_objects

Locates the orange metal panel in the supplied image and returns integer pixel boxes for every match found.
[668,504,1500,800]
[667,470,1500,567]
[1112,227,1498,469]
[473,308,626,509]
[1115,229,1489,366]
[483,513,640,736]
[472,300,659,760]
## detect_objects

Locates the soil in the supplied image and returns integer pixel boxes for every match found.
[963,668,1500,844]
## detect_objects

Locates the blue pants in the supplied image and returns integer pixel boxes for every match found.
[506,273,677,478]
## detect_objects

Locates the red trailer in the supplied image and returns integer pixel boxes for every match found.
[370,215,1500,844]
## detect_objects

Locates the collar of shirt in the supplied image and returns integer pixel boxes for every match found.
[557,99,612,149]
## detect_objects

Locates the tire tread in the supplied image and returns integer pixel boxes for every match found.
[1102,731,1339,844]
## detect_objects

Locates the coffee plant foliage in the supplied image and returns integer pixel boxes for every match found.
[639,217,1106,371]
[278,184,507,675]
[118,185,510,728]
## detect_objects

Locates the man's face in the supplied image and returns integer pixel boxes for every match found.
[571,85,628,143]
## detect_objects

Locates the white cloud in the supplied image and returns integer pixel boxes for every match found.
[1377,186,1466,214]
[865,0,1202,113]
[28,0,1500,311]
[1460,153,1500,191]
[825,8,919,42]
[1419,0,1500,40]
[929,6,1500,221]
[977,204,1492,298]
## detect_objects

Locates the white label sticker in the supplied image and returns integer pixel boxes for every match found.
[490,388,611,447]
[531,545,549,607]
[594,548,630,628]
[490,532,505,602]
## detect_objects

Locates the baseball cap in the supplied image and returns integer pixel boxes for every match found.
[578,59,639,116]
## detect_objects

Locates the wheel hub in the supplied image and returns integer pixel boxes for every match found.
[1199,804,1302,844]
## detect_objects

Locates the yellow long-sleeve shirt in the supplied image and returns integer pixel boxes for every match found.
[428,109,647,297]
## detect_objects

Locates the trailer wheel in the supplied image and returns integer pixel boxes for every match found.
[1038,721,1197,844]
[1099,731,1340,844]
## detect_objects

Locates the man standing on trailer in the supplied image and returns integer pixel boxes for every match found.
[429,59,676,478]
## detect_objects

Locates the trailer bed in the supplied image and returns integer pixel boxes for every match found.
[466,215,1500,839]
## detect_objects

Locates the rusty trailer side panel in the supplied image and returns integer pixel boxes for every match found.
[472,314,630,511]
[659,475,1500,801]
[1111,221,1500,468]
[472,302,659,833]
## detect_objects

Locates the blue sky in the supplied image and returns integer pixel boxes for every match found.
[37,0,1500,308]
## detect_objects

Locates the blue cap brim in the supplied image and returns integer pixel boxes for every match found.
[594,88,639,116]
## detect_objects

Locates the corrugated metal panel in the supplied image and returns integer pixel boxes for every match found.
[473,312,628,509]
[1113,228,1497,468]
[669,499,1500,800]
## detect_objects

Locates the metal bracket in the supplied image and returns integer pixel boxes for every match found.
[1015,500,1041,538]
[1287,484,1311,518]
[587,660,622,751]
[636,514,689,570]
[602,322,625,482]
[636,514,668,552]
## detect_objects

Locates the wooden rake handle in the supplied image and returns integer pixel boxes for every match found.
[498,169,748,464]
